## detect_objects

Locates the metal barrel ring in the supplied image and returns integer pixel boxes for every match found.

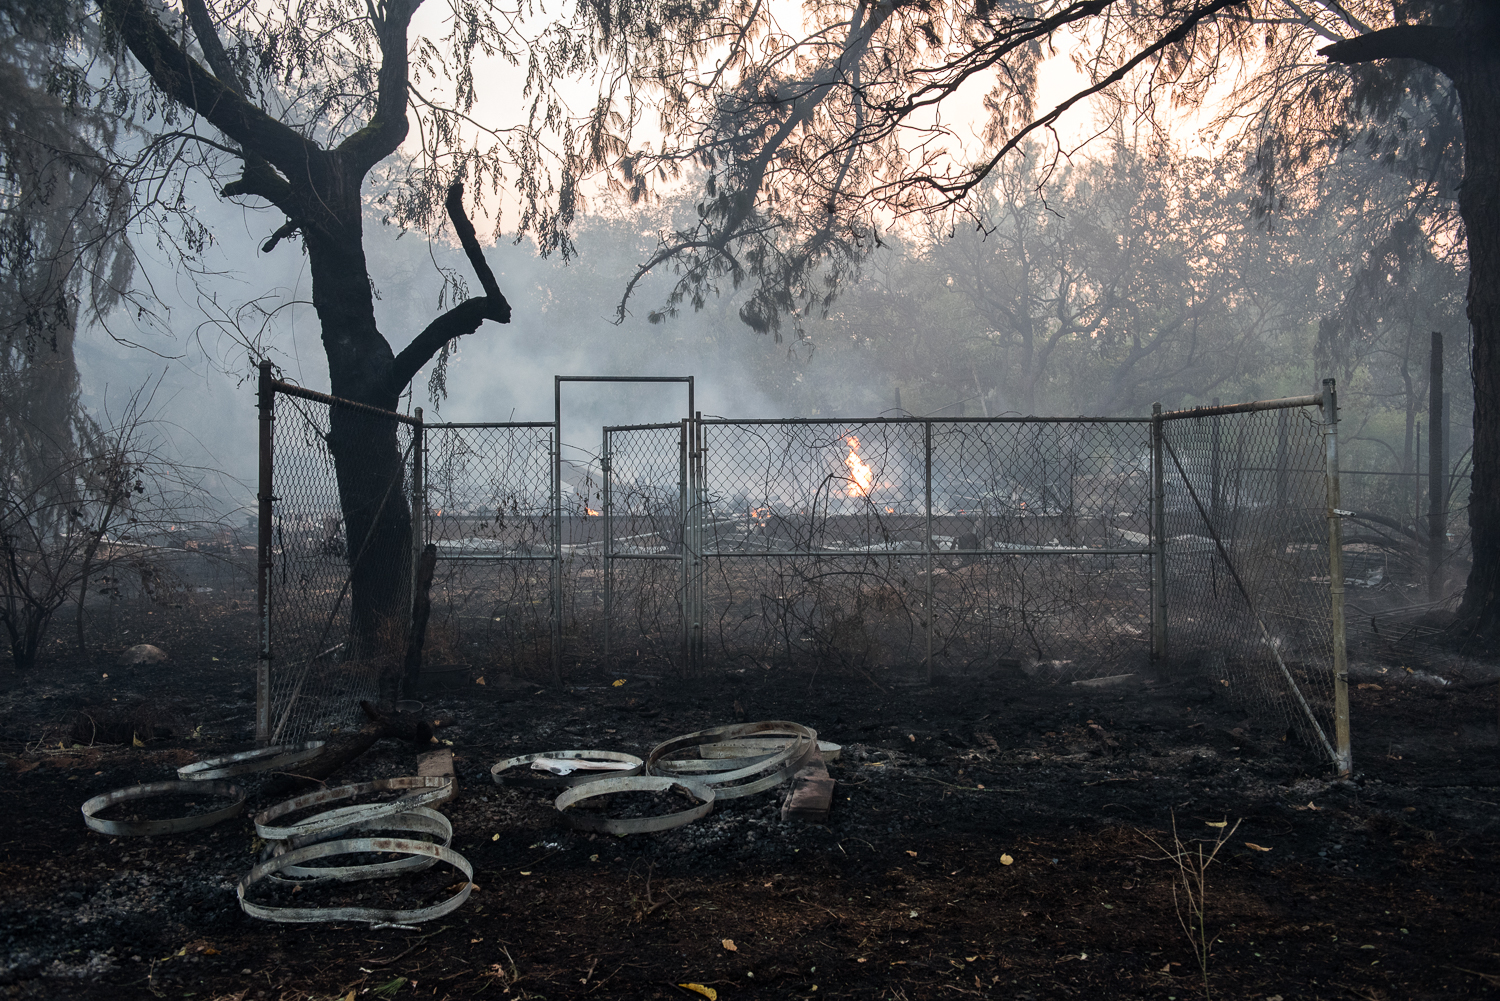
[237,838,474,925]
[177,741,326,781]
[264,806,453,883]
[253,776,453,841]
[647,721,816,799]
[554,774,715,835]
[82,780,246,837]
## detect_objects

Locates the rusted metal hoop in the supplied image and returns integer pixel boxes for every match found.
[554,775,714,835]
[81,780,245,837]
[267,807,453,882]
[490,750,644,789]
[238,838,473,925]
[177,741,326,781]
[254,776,453,841]
[647,721,816,799]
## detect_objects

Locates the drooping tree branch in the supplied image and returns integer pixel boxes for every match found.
[388,183,510,392]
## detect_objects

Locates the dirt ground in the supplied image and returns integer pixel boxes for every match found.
[2,598,1498,1001]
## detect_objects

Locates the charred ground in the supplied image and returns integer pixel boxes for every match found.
[1,596,1497,1000]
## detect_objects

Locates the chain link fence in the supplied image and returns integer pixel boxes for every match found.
[654,419,1157,681]
[421,423,557,680]
[258,370,1351,769]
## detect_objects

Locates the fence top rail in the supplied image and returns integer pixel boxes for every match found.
[1157,394,1324,421]
[692,415,1152,426]
[425,421,555,430]
[271,380,422,426]
[604,422,685,432]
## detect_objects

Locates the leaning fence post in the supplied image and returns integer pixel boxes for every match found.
[924,420,934,682]
[1151,402,1167,663]
[255,361,275,746]
[1324,378,1352,776]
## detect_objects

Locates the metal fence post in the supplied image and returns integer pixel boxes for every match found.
[411,407,424,626]
[692,412,704,671]
[551,388,563,687]
[1324,378,1352,776]
[1151,402,1167,663]
[255,360,275,745]
[680,418,690,673]
[1428,331,1446,602]
[602,431,612,671]
[924,420,934,682]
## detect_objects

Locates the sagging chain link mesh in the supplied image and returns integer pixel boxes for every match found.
[266,389,417,743]
[1160,405,1337,753]
[422,424,556,676]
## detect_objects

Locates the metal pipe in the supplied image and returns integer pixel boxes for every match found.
[256,360,275,746]
[267,380,422,424]
[680,418,690,673]
[1325,378,1352,776]
[924,420,934,682]
[603,430,613,671]
[1157,393,1324,420]
[1151,403,1166,663]
[1428,331,1445,602]
[411,407,423,635]
[552,380,563,686]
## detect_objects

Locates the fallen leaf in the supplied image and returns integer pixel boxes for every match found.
[721,939,737,952]
[447,882,480,892]
[1160,964,1171,974]
[1245,843,1272,852]
[1220,679,1229,686]
[856,957,867,963]
[491,833,500,841]
[1308,801,1321,810]
[1000,854,1014,866]
[966,955,978,962]
[612,679,626,687]
[678,984,717,1000]
[519,871,532,876]
[202,946,219,956]
[906,850,918,857]
[475,676,486,685]
[132,733,144,748]
[909,910,919,918]
[1358,683,1382,690]
[1205,820,1227,828]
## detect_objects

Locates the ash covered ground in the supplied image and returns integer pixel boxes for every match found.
[1,598,1498,1000]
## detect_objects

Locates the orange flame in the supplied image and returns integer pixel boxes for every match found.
[844,436,874,497]
[750,507,772,524]
[585,507,601,517]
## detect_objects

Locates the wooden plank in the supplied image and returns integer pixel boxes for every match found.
[780,747,834,822]
[416,748,457,805]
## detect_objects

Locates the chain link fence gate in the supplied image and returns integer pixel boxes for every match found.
[255,363,421,744]
[1154,381,1350,773]
[421,420,557,686]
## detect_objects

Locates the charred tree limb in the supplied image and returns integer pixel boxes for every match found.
[445,183,505,301]
[1319,25,1459,76]
[259,701,454,798]
[387,185,510,392]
